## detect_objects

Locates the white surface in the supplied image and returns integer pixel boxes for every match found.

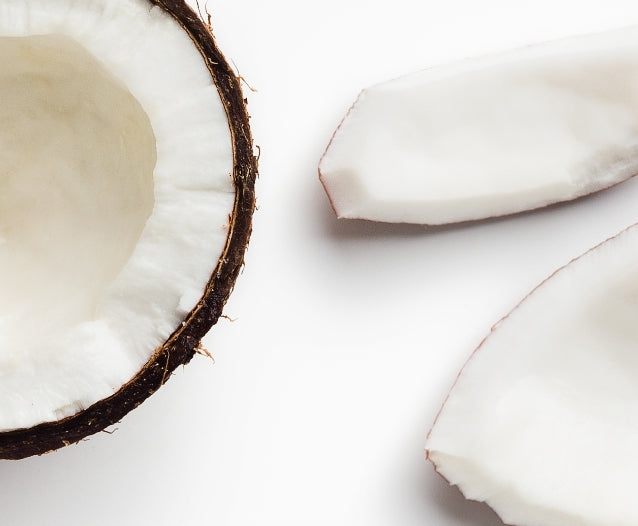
[320,27,638,223]
[427,224,638,526]
[3,1,638,525]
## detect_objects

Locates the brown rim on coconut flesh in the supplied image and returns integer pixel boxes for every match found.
[0,0,256,460]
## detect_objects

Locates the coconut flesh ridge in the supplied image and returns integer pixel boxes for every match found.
[0,0,235,431]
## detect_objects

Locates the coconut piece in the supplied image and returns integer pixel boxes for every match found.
[319,27,638,224]
[426,224,638,526]
[0,0,256,459]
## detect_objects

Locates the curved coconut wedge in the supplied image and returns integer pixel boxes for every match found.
[0,0,256,459]
[320,27,638,224]
[426,224,638,526]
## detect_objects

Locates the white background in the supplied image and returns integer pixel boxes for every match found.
[3,1,638,525]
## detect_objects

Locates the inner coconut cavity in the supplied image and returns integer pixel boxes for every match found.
[0,0,235,431]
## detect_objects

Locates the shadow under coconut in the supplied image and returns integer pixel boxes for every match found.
[314,182,539,243]
[425,468,506,526]
[313,170,638,244]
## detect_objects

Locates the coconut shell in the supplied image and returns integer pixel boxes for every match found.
[0,0,257,460]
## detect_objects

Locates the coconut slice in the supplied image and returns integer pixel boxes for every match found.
[319,27,638,224]
[0,0,256,459]
[426,224,638,526]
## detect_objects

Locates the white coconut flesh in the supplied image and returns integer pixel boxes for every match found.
[426,224,638,526]
[320,27,638,224]
[0,0,235,431]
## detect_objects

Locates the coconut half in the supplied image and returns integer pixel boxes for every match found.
[426,224,638,526]
[319,27,638,224]
[0,0,256,459]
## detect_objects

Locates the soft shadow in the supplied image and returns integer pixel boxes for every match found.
[313,183,470,241]
[314,190,529,243]
[312,171,638,242]
[424,467,507,526]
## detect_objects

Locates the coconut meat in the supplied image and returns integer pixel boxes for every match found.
[426,225,638,526]
[320,27,638,224]
[0,0,235,431]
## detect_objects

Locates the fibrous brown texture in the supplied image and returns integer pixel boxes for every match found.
[0,0,257,460]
